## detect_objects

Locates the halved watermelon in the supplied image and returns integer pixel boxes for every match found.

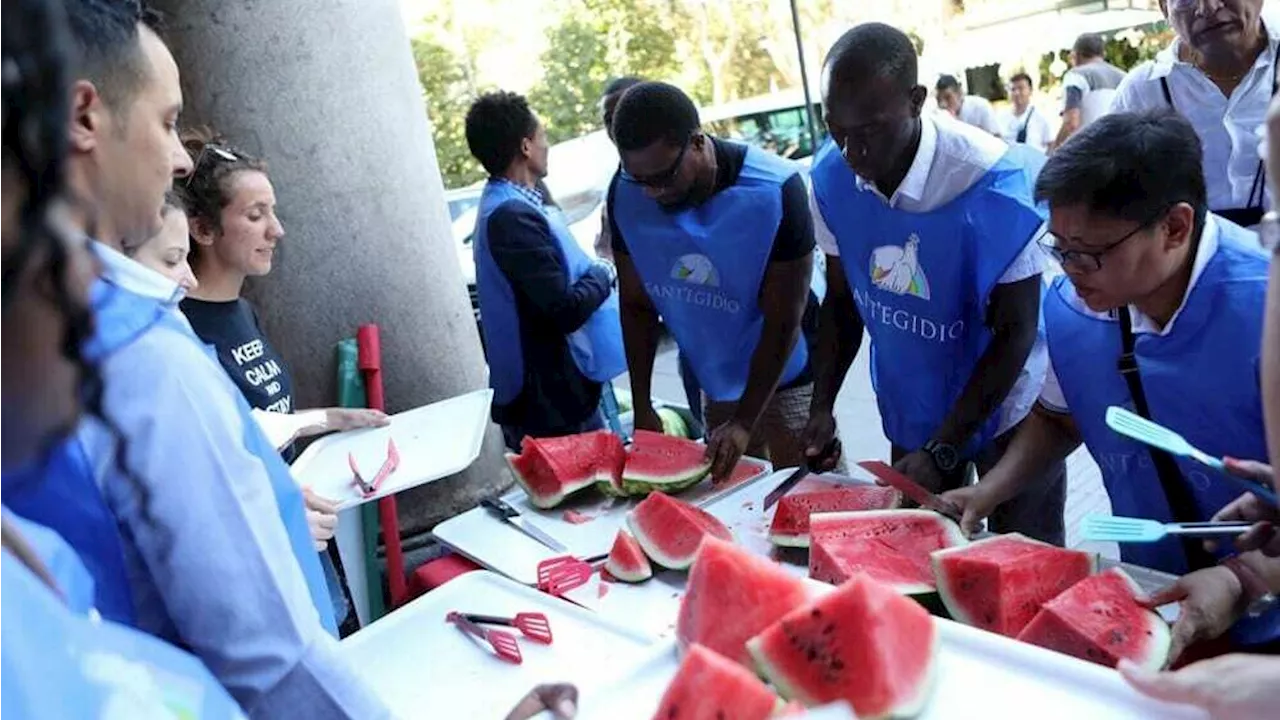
[932,533,1096,637]
[505,434,598,509]
[769,479,904,547]
[620,430,712,495]
[677,536,817,667]
[1016,568,1171,670]
[604,529,652,583]
[652,644,781,720]
[807,510,965,594]
[748,574,939,719]
[627,492,731,569]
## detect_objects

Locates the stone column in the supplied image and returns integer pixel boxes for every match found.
[154,0,509,536]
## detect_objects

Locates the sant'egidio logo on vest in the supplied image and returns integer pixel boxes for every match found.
[644,253,742,313]
[870,235,930,300]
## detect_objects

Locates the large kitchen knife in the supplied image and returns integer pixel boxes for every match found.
[763,437,843,509]
[856,460,965,523]
[480,497,567,552]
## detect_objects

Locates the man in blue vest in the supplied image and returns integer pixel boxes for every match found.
[607,82,817,480]
[944,110,1280,658]
[467,91,626,451]
[802,23,1064,543]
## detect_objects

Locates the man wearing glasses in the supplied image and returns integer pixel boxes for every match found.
[606,81,818,481]
[944,109,1280,656]
[803,23,1063,543]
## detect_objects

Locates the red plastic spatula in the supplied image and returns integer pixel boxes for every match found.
[446,611,523,664]
[536,553,607,598]
[462,612,554,644]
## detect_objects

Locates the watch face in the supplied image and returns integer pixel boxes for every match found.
[930,443,960,472]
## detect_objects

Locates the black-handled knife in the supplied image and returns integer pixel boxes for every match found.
[763,437,842,509]
[480,497,567,552]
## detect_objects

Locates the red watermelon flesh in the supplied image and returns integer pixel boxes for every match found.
[932,533,1095,637]
[620,430,712,495]
[591,430,628,497]
[604,529,653,583]
[504,435,595,509]
[1016,568,1171,670]
[808,510,965,594]
[748,574,939,719]
[652,644,781,720]
[627,492,731,569]
[677,536,817,667]
[769,480,904,547]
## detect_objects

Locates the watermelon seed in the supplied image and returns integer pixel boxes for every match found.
[811,608,822,619]
[822,623,835,635]
[667,706,678,719]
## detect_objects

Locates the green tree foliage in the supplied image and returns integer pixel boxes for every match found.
[412,33,485,188]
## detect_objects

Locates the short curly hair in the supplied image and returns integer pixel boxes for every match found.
[610,81,700,153]
[465,91,538,176]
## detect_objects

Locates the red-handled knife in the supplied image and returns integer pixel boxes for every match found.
[857,460,965,523]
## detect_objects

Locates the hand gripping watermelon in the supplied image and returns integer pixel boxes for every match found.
[604,529,653,583]
[807,510,965,594]
[931,533,1095,637]
[769,478,903,548]
[627,492,731,569]
[677,536,818,667]
[1016,567,1171,670]
[652,644,782,720]
[748,574,939,719]
[620,430,712,495]
[505,434,600,509]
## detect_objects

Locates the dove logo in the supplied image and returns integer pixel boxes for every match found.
[869,235,930,300]
[671,254,720,286]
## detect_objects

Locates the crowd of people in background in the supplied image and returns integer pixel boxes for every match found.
[3,0,1280,718]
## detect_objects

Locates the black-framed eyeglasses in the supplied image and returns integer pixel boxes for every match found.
[620,135,692,189]
[1038,206,1172,273]
[183,143,240,188]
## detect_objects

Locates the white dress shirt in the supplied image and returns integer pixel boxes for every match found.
[810,114,1048,437]
[1000,105,1054,154]
[1039,216,1223,412]
[1110,14,1280,214]
[956,95,1003,136]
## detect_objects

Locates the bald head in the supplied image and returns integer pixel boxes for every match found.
[823,22,918,100]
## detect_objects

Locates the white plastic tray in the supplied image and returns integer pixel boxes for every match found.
[340,570,655,719]
[432,457,772,585]
[289,389,492,509]
[576,621,1207,720]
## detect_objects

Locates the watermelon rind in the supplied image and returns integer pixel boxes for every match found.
[504,451,592,510]
[619,430,713,496]
[931,533,1098,633]
[604,530,653,583]
[768,482,904,549]
[807,510,967,595]
[627,493,731,570]
[745,576,940,719]
[618,468,710,496]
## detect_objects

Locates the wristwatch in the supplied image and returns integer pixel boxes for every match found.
[1222,555,1280,618]
[922,439,961,474]
[1260,210,1280,254]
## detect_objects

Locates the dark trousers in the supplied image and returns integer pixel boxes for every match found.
[676,352,706,439]
[502,411,605,453]
[892,427,1067,546]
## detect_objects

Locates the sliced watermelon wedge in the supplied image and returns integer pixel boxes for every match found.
[627,492,731,569]
[590,430,627,497]
[604,529,652,583]
[748,574,940,719]
[677,536,819,668]
[769,479,904,548]
[653,644,781,720]
[1016,568,1171,670]
[932,533,1096,637]
[505,435,597,509]
[620,430,712,495]
[807,509,966,595]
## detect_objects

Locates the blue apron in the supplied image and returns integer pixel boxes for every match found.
[810,139,1046,452]
[474,180,627,406]
[612,144,808,402]
[2,278,337,630]
[1044,220,1279,644]
[3,515,244,719]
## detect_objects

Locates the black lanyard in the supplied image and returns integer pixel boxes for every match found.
[1015,107,1034,144]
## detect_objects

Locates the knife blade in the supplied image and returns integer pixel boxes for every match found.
[480,497,567,552]
[764,437,844,509]
[856,460,964,523]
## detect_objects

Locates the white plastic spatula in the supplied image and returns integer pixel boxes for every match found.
[250,409,326,451]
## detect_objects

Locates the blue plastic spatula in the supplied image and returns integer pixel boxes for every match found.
[1104,406,1279,506]
[1080,514,1253,543]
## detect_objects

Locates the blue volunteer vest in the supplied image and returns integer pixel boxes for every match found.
[810,138,1046,452]
[1043,218,1279,646]
[2,515,243,719]
[612,144,808,402]
[2,278,337,630]
[474,180,627,406]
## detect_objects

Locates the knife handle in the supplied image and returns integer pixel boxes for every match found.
[480,496,517,519]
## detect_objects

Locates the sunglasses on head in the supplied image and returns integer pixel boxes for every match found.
[184,143,241,188]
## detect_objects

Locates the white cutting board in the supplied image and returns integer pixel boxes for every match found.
[575,622,1207,720]
[289,389,492,509]
[340,570,655,719]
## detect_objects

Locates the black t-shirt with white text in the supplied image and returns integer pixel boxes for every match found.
[180,297,295,415]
